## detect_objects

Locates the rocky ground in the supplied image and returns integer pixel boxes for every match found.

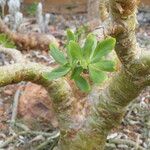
[0,8,149,150]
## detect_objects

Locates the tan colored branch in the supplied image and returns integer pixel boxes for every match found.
[58,64,148,150]
[99,0,109,21]
[0,18,58,50]
[54,1,150,149]
[0,59,77,128]
[0,1,149,148]
[109,0,140,65]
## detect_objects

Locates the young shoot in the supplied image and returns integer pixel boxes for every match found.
[44,30,116,92]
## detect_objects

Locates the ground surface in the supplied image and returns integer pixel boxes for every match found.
[0,8,150,150]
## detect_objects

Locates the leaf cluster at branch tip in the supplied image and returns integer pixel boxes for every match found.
[44,29,116,92]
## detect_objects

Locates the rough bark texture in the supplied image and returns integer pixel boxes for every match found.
[99,0,109,21]
[0,18,58,50]
[54,0,150,149]
[0,0,150,150]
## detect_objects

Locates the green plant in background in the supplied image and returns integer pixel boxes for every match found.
[26,2,38,16]
[68,25,89,43]
[44,30,116,92]
[75,25,89,41]
[0,34,16,48]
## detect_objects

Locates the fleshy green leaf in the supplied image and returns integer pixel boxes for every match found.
[83,33,97,61]
[43,65,71,81]
[74,76,91,92]
[80,59,88,69]
[92,37,116,63]
[89,64,107,84]
[92,60,116,72]
[66,44,72,65]
[67,29,76,42]
[71,67,83,79]
[50,44,67,65]
[68,41,83,61]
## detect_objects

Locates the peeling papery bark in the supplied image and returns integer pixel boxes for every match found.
[0,18,58,50]
[0,0,150,150]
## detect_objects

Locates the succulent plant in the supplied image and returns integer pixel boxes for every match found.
[44,30,116,92]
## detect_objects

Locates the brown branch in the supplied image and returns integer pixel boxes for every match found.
[109,0,140,66]
[99,0,109,21]
[0,46,86,133]
[0,1,149,149]
[0,18,58,50]
[53,1,150,149]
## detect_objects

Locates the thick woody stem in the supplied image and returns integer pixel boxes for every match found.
[56,68,145,150]
[0,1,150,149]
[0,61,146,150]
[109,0,140,65]
[0,61,77,130]
[0,18,58,50]
[54,1,149,150]
[0,47,90,144]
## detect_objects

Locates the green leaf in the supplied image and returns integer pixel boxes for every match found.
[67,29,76,42]
[71,67,83,79]
[0,34,6,43]
[80,59,88,69]
[68,41,83,61]
[43,65,71,81]
[50,43,67,65]
[74,76,91,92]
[89,64,107,84]
[92,37,116,63]
[83,34,97,61]
[26,2,38,16]
[92,60,116,72]
[0,34,16,48]
[66,44,72,64]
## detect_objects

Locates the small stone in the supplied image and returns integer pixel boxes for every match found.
[4,89,13,95]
